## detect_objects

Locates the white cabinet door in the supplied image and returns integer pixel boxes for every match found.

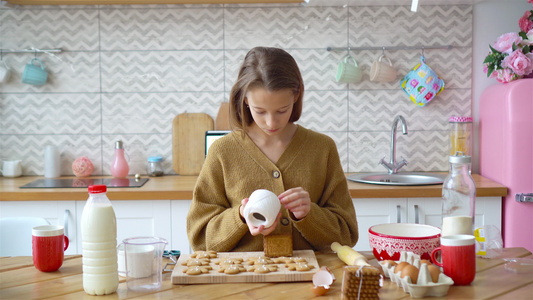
[75,200,172,254]
[405,198,442,227]
[171,200,192,254]
[0,201,77,255]
[352,198,406,252]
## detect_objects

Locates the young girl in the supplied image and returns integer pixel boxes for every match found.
[187,47,358,252]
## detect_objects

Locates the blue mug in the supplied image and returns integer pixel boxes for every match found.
[22,58,48,86]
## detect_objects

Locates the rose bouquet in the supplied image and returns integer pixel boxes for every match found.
[483,2,533,83]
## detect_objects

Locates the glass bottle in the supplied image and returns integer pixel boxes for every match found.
[81,185,118,295]
[110,140,129,178]
[146,156,164,177]
[441,153,476,236]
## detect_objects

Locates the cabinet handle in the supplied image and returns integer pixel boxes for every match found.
[515,193,533,202]
[414,205,419,224]
[397,205,401,223]
[64,209,70,238]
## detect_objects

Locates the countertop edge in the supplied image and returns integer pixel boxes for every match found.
[0,173,508,201]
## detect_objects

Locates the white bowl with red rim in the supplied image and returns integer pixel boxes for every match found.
[369,223,441,261]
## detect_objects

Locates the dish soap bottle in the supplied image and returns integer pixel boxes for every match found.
[110,140,129,178]
[81,185,119,295]
[441,152,476,237]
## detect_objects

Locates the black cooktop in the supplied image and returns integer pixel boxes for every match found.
[20,178,149,189]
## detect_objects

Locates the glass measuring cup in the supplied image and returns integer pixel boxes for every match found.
[121,236,167,292]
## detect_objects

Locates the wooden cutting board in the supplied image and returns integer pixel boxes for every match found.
[172,113,214,175]
[171,250,319,284]
[214,102,231,130]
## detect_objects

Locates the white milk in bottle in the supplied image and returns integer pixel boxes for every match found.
[81,185,119,295]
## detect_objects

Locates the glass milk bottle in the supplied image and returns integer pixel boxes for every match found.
[441,153,476,237]
[81,185,119,295]
[110,140,129,178]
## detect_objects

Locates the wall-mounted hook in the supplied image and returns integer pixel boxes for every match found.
[421,46,425,56]
[382,46,385,56]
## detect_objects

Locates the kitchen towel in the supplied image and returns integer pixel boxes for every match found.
[400,55,445,107]
[244,189,281,228]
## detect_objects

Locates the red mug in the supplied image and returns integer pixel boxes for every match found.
[431,234,476,285]
[32,225,69,272]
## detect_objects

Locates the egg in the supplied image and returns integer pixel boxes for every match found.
[311,266,335,296]
[394,261,410,274]
[427,265,441,283]
[384,260,398,267]
[420,259,432,266]
[401,264,420,284]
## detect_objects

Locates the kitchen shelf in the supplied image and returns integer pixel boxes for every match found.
[5,0,303,5]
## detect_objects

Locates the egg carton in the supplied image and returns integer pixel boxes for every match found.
[379,251,454,298]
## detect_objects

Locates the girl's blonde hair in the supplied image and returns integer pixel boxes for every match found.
[229,47,304,131]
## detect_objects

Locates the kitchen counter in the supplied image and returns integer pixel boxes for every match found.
[0,173,507,201]
[1,248,531,299]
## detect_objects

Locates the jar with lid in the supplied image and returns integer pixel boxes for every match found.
[146,156,164,177]
[449,116,473,157]
[441,153,476,237]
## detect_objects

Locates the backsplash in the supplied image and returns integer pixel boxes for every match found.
[0,3,472,176]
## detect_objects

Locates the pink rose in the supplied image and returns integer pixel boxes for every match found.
[502,49,533,76]
[492,32,522,54]
[495,69,517,83]
[519,10,533,33]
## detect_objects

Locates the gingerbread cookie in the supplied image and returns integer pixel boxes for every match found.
[248,264,278,274]
[181,258,210,267]
[218,264,247,274]
[182,265,212,275]
[190,250,217,259]
[214,258,244,265]
[244,256,275,266]
[285,262,315,272]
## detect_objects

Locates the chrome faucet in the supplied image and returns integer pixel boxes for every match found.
[379,115,408,174]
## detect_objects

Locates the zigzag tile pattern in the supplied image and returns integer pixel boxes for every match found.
[0,9,99,50]
[100,51,224,93]
[99,8,224,50]
[349,5,473,48]
[102,92,222,134]
[1,52,100,93]
[1,93,101,135]
[0,4,472,175]
[0,135,103,176]
[225,6,348,49]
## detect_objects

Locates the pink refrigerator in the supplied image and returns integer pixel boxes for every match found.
[479,78,533,252]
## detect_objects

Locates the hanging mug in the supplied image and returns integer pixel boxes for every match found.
[22,58,48,86]
[336,55,362,83]
[0,60,11,84]
[370,54,397,83]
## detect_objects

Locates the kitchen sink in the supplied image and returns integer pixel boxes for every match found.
[347,172,446,186]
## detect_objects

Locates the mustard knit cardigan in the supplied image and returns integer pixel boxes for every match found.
[186,125,359,252]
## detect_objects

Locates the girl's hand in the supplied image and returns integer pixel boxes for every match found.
[240,198,281,236]
[279,187,311,220]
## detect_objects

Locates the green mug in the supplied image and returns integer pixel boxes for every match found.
[336,55,362,83]
[22,58,48,86]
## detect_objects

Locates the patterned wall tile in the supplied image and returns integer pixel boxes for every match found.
[0,4,473,176]
[349,5,472,48]
[224,49,348,92]
[102,92,222,134]
[102,134,173,176]
[225,6,348,50]
[99,7,224,51]
[348,130,448,173]
[1,93,101,135]
[298,90,348,132]
[348,88,471,132]
[100,50,224,93]
[0,134,102,176]
[0,52,100,93]
[0,8,99,51]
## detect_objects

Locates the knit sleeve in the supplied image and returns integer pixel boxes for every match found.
[186,140,249,252]
[292,138,359,251]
